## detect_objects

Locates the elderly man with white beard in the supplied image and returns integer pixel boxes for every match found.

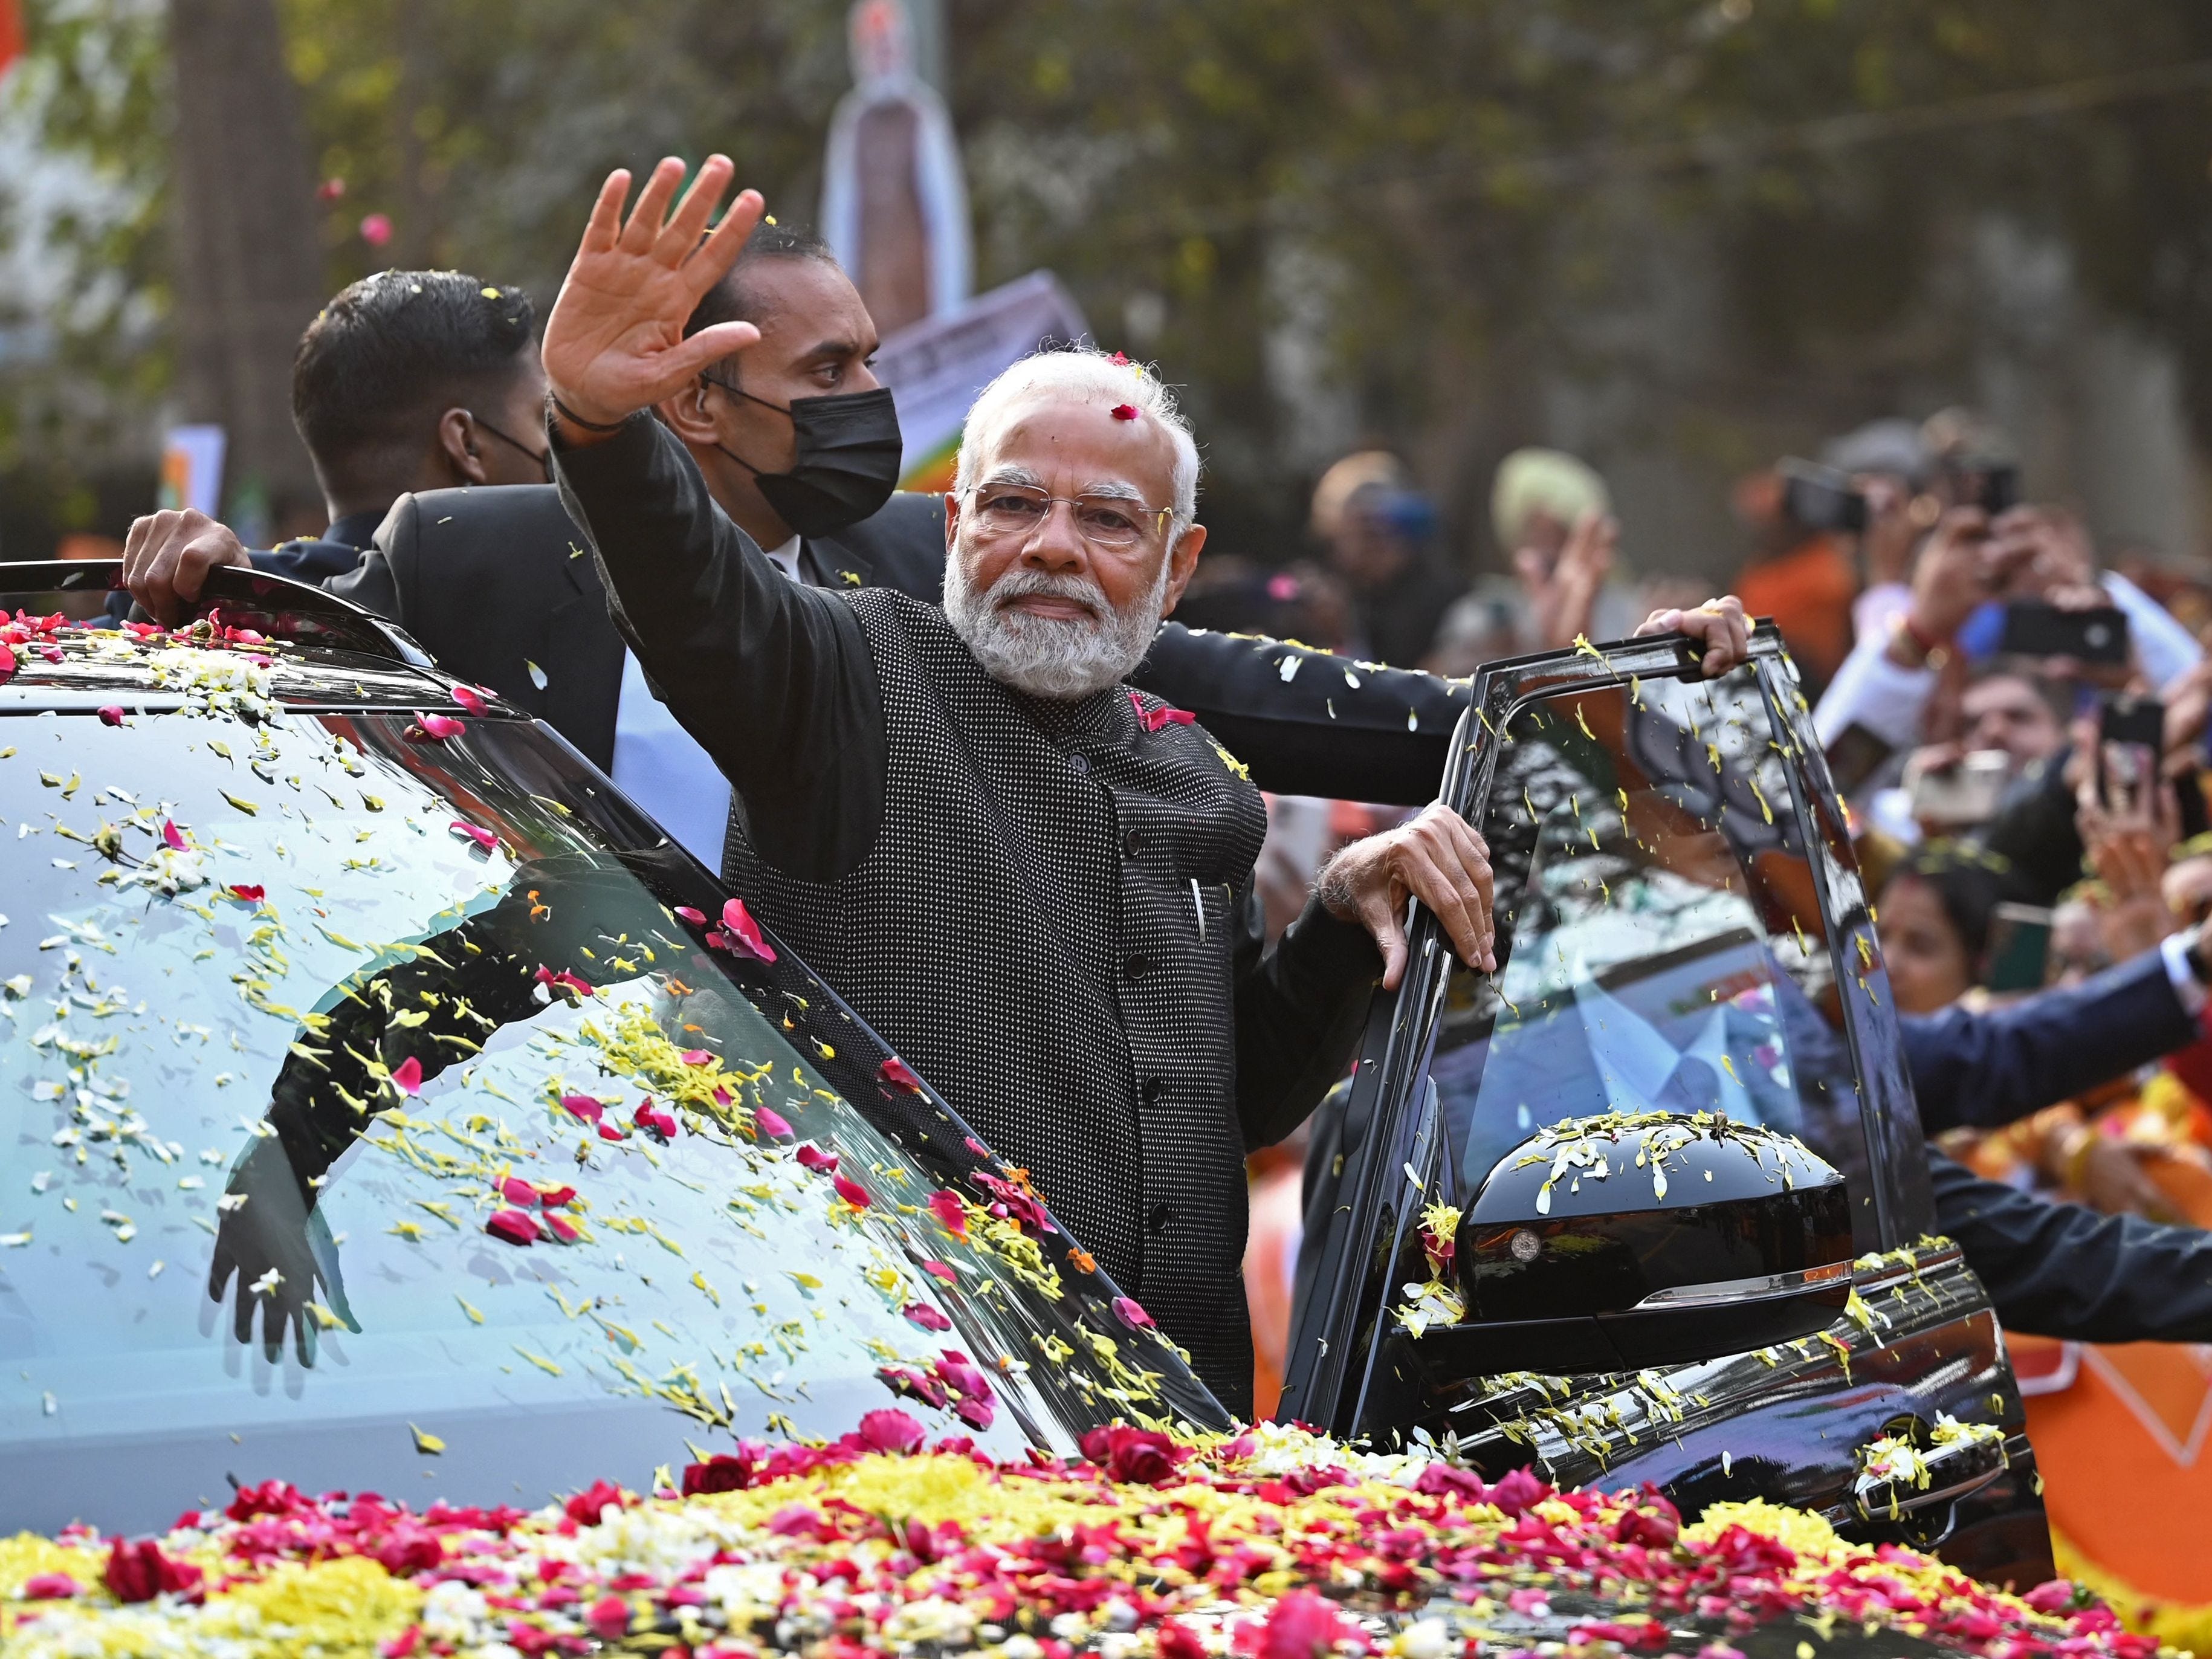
[538,158,1742,1409]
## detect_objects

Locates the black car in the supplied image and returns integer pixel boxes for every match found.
[1279,628,2049,1587]
[0,568,2042,1589]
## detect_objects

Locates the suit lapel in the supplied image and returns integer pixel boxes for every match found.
[801,533,874,592]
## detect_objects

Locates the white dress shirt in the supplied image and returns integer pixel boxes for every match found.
[609,534,801,869]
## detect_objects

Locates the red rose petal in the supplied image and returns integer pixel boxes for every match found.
[925,1190,969,1240]
[97,705,126,726]
[902,1302,952,1332]
[794,1143,838,1173]
[0,642,15,682]
[543,1213,580,1244]
[1110,403,1139,421]
[832,1172,873,1210]
[879,1056,925,1093]
[537,1185,577,1209]
[225,884,265,904]
[486,1208,541,1246]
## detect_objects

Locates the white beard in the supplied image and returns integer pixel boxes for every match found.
[942,543,1169,701]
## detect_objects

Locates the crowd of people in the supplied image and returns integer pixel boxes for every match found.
[108,150,2212,1621]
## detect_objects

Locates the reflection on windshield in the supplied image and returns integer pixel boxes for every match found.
[1,682,1216,1527]
[1431,667,1873,1240]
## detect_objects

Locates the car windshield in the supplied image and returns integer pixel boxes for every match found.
[1430,663,1877,1244]
[1,649,1217,1533]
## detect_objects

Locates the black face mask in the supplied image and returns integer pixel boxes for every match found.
[705,377,903,540]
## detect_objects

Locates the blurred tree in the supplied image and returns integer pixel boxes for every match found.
[169,0,326,525]
[7,0,2212,565]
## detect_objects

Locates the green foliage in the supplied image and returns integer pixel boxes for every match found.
[7,0,2212,549]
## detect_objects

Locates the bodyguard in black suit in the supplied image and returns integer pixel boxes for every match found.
[331,483,948,773]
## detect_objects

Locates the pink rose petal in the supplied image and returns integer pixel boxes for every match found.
[486,1208,540,1246]
[1113,1296,1156,1331]
[674,905,707,924]
[97,705,126,727]
[856,1408,925,1455]
[755,1105,792,1139]
[543,1212,580,1244]
[451,685,489,716]
[390,1055,422,1096]
[711,897,777,963]
[902,1302,952,1332]
[558,1094,605,1125]
[448,819,498,852]
[919,1260,957,1284]
[404,712,465,743]
[499,1176,538,1207]
[161,818,188,852]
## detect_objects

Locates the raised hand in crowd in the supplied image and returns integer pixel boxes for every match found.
[123,506,254,626]
[1515,507,1617,651]
[2062,716,2185,960]
[1882,506,2031,667]
[1857,472,1922,590]
[541,155,766,441]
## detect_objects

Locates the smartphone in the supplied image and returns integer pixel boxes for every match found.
[1982,901,2053,993]
[2100,694,2165,752]
[1904,749,2012,827]
[1825,722,1895,797]
[1954,462,2020,517]
[1779,458,1869,534]
[1997,603,2130,665]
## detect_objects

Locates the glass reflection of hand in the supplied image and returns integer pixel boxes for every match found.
[208,1134,359,1363]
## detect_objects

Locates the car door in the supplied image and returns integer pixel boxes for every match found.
[1279,627,2051,1586]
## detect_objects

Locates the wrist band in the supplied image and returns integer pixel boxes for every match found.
[547,390,630,435]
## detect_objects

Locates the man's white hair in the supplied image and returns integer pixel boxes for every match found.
[952,348,1200,538]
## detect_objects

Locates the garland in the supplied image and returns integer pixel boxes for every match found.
[0,1422,2164,1659]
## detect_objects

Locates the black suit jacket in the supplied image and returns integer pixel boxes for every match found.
[326,481,1471,801]
[329,484,951,772]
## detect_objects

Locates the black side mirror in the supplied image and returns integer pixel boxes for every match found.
[1411,1110,1853,1376]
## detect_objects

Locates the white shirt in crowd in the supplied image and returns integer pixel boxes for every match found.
[608,534,801,868]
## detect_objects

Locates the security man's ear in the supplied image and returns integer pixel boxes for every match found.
[437,408,493,487]
[658,378,723,448]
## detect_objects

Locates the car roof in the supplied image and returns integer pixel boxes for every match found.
[0,561,500,715]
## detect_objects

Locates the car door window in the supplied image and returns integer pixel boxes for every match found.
[1431,664,1878,1244]
[1,704,1215,1532]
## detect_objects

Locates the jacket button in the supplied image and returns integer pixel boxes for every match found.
[1123,954,1150,982]
[1141,1078,1167,1104]
[1147,1202,1172,1236]
[1068,752,1090,776]
[1122,827,1146,858]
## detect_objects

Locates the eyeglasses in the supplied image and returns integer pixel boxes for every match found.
[471,413,553,482]
[965,482,1171,549]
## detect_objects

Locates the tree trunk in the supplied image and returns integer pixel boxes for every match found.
[167,0,326,526]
